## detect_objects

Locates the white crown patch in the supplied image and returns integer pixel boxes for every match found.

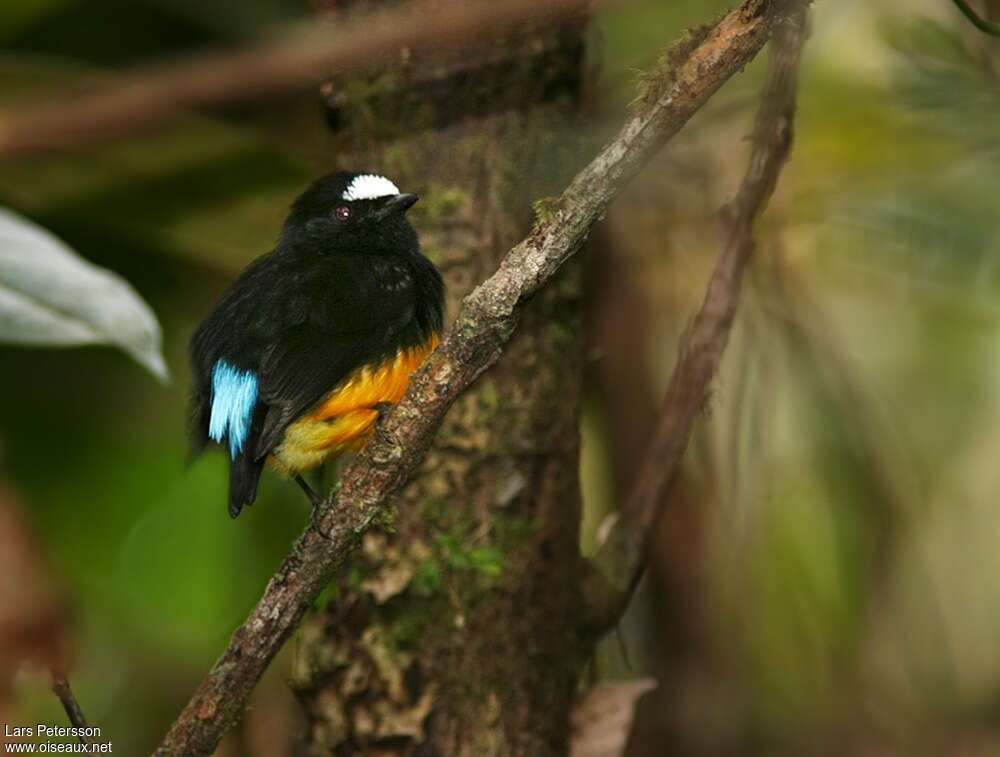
[342,174,400,201]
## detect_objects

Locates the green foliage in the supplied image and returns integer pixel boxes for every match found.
[413,558,444,594]
[885,17,1000,158]
[827,17,1000,297]
[434,532,505,579]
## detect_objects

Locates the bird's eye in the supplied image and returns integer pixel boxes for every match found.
[334,205,351,221]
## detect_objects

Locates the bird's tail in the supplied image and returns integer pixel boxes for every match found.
[227,405,267,518]
[228,450,265,518]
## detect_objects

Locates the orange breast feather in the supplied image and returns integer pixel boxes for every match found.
[271,335,439,475]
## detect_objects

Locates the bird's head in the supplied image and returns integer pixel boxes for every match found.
[279,171,419,256]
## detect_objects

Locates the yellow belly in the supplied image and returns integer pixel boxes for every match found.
[270,335,438,475]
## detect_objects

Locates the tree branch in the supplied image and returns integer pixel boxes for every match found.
[153,2,793,754]
[50,671,95,748]
[584,0,810,633]
[0,0,591,159]
[951,0,1000,36]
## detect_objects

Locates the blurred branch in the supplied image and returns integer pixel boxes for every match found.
[951,0,1000,35]
[0,0,592,159]
[51,671,95,748]
[584,230,658,488]
[153,2,792,754]
[583,0,810,634]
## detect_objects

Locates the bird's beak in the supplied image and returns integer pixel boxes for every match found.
[375,193,419,220]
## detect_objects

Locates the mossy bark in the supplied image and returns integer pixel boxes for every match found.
[291,17,592,756]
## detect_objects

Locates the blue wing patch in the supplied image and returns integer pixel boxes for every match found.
[208,360,258,458]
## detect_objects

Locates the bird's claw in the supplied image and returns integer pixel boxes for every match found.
[295,474,332,540]
[310,501,333,541]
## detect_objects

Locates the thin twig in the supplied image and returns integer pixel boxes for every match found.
[0,0,592,159]
[951,0,1000,36]
[585,0,811,632]
[50,670,95,748]
[153,2,790,754]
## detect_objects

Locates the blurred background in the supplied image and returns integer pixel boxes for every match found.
[2,0,1000,754]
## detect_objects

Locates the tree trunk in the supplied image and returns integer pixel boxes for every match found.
[291,15,593,755]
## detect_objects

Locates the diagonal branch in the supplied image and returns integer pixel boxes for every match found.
[0,0,591,159]
[51,671,95,749]
[153,2,795,754]
[584,0,810,633]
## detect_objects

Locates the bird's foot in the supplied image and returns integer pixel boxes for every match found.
[295,474,332,540]
[373,402,394,427]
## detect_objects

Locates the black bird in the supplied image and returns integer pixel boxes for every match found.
[189,172,444,518]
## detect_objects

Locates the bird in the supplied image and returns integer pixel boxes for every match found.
[189,171,444,519]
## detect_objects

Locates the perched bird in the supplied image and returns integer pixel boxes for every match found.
[189,172,444,518]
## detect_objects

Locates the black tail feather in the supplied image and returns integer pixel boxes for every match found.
[227,405,268,518]
[228,451,265,518]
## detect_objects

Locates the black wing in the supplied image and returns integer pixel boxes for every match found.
[189,253,283,460]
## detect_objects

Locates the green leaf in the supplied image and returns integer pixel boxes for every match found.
[467,547,504,577]
[0,207,168,381]
[414,560,443,594]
